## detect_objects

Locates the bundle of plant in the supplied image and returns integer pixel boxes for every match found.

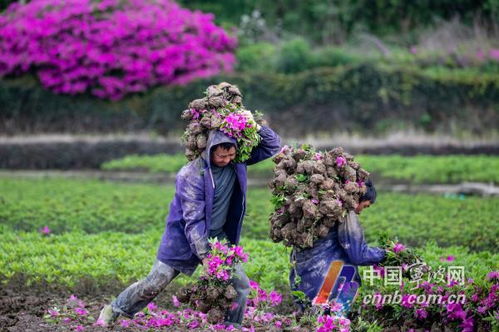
[176,241,249,324]
[181,82,264,162]
[376,235,429,278]
[268,144,370,249]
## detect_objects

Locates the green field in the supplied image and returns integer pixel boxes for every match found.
[101,154,499,184]
[1,178,497,251]
[1,176,497,331]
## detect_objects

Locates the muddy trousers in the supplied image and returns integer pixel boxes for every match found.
[111,260,250,325]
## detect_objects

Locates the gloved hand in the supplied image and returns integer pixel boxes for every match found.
[241,110,261,131]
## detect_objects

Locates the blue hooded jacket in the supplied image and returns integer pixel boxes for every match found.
[290,211,386,303]
[157,126,281,275]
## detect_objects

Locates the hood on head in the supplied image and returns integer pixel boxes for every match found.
[201,130,238,167]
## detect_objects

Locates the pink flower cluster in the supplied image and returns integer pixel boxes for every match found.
[365,271,498,331]
[220,113,252,138]
[45,295,94,331]
[247,280,282,308]
[116,305,238,330]
[0,0,237,100]
[393,242,406,253]
[316,314,351,332]
[202,242,249,281]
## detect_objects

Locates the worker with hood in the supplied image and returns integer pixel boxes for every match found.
[98,119,281,328]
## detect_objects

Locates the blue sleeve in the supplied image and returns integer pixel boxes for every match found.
[177,171,210,260]
[245,126,281,166]
[338,212,386,265]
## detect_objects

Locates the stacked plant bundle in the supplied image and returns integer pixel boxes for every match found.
[176,241,249,324]
[181,82,264,162]
[268,144,370,249]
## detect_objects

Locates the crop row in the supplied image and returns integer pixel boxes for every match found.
[0,227,496,293]
[101,154,499,184]
[1,178,497,251]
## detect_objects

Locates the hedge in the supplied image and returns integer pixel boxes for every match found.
[1,63,498,136]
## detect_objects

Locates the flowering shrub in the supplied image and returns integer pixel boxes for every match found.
[268,145,370,248]
[0,0,236,100]
[176,241,249,323]
[181,82,262,162]
[357,242,499,331]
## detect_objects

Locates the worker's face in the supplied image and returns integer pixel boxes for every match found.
[211,146,236,167]
[354,200,372,214]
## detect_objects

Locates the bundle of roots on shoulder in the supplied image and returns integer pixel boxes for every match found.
[176,281,237,322]
[269,145,370,249]
[181,82,264,161]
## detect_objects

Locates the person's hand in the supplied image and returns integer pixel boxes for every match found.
[241,110,261,131]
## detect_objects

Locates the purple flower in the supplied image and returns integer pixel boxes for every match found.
[335,156,347,168]
[415,308,428,320]
[311,199,319,205]
[249,280,259,290]
[147,302,157,312]
[393,243,406,253]
[47,308,59,317]
[119,319,131,327]
[74,326,85,332]
[269,291,282,306]
[74,307,88,316]
[40,226,51,235]
[486,271,499,280]
[172,295,180,307]
[313,153,322,161]
[440,255,455,262]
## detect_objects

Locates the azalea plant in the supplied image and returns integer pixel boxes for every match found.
[269,144,371,248]
[0,0,236,100]
[182,83,263,163]
[176,240,249,323]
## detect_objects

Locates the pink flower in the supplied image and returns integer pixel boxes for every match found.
[335,156,346,167]
[147,302,157,312]
[401,294,414,308]
[329,301,343,313]
[415,308,428,320]
[120,319,131,327]
[440,255,455,262]
[393,243,406,253]
[187,320,200,328]
[74,326,85,332]
[172,295,180,307]
[48,308,59,317]
[269,291,282,306]
[94,319,107,327]
[311,199,319,205]
[74,307,88,316]
[313,153,323,161]
[40,226,51,235]
[216,269,230,281]
[487,271,499,280]
[249,280,259,290]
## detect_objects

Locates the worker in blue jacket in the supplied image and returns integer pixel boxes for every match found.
[290,180,386,313]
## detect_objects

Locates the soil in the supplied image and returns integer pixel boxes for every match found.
[0,278,297,332]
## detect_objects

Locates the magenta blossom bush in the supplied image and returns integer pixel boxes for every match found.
[0,0,237,100]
